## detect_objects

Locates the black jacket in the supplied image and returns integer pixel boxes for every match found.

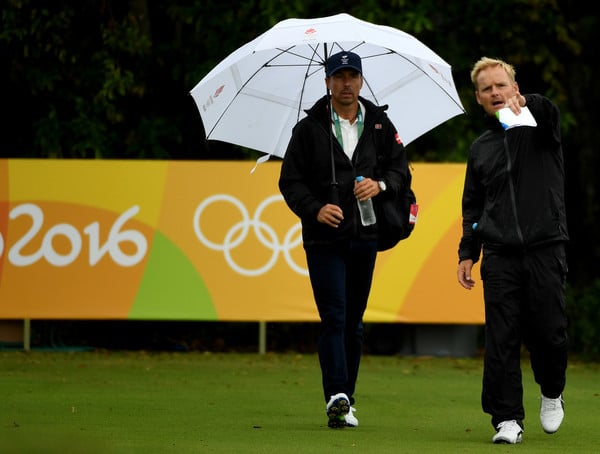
[279,95,408,248]
[458,93,569,263]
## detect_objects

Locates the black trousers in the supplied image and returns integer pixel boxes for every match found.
[480,243,568,429]
[305,239,378,406]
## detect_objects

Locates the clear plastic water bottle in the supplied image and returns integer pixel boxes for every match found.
[356,176,376,226]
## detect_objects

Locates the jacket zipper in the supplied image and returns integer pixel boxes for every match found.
[503,134,524,245]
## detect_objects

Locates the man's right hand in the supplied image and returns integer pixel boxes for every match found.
[317,204,344,228]
[457,259,476,290]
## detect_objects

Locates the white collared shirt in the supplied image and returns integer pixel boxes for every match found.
[333,100,365,160]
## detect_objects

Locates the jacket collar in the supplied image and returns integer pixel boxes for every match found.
[484,112,504,131]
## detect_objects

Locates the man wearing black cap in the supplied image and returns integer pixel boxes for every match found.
[279,51,410,428]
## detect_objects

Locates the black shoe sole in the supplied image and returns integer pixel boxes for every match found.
[326,396,349,429]
[327,418,347,429]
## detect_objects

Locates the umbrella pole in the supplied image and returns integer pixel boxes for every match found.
[327,92,339,205]
[324,43,339,206]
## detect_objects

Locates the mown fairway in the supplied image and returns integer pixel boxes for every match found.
[1,351,599,453]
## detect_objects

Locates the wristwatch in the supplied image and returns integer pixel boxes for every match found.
[378,180,387,192]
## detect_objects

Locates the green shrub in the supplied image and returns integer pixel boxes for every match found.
[567,278,600,360]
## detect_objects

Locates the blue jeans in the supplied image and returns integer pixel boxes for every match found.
[305,240,378,405]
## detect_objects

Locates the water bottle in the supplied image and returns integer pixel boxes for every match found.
[356,176,376,226]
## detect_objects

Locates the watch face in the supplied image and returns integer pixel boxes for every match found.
[379,180,386,191]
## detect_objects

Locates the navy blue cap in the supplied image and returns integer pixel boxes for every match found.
[326,51,362,77]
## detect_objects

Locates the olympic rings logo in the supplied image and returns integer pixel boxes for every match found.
[193,194,307,277]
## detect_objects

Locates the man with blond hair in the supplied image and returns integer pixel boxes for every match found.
[457,57,569,444]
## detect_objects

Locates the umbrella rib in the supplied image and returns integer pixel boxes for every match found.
[384,51,466,112]
[295,45,324,122]
[269,48,324,64]
[205,46,321,139]
[358,49,465,113]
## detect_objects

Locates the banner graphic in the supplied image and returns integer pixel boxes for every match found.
[0,159,483,323]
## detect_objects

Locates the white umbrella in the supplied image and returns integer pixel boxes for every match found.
[190,13,465,159]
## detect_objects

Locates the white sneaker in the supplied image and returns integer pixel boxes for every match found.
[540,394,564,434]
[344,406,358,427]
[492,420,523,444]
[326,393,350,428]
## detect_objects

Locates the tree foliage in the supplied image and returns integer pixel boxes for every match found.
[1,0,599,287]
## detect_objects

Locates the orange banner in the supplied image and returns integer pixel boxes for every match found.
[0,159,483,323]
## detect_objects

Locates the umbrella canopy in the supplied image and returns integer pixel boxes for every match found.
[190,13,465,158]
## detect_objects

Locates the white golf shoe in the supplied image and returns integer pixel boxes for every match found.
[344,406,358,427]
[492,420,523,444]
[540,394,564,434]
[326,393,350,428]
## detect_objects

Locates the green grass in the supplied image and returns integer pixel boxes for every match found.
[1,351,599,453]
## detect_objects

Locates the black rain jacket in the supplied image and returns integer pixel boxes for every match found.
[458,93,569,264]
[279,95,408,248]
